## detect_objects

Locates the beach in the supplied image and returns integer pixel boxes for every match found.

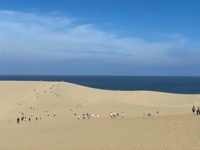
[0,81,200,150]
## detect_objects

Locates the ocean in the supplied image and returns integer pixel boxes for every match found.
[0,75,200,94]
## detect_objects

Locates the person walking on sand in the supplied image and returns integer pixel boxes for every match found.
[113,111,116,118]
[121,112,124,118]
[21,116,24,121]
[197,107,200,115]
[192,106,195,114]
[17,117,20,124]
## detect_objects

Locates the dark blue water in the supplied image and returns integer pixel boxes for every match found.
[0,75,200,94]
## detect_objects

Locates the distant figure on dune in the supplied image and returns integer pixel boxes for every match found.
[17,117,20,124]
[21,116,24,121]
[54,113,56,117]
[121,112,124,118]
[197,107,200,115]
[114,111,116,118]
[110,112,113,119]
[91,114,96,118]
[192,106,195,114]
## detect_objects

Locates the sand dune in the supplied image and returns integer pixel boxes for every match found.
[0,81,200,150]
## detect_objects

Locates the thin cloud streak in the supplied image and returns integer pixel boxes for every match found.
[0,10,200,66]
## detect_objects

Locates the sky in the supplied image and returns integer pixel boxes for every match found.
[0,0,200,76]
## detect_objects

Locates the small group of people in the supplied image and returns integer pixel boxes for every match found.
[16,112,27,124]
[16,112,41,124]
[143,113,152,116]
[43,110,56,117]
[82,113,90,120]
[192,106,200,115]
[110,111,124,119]
[76,113,99,120]
[16,116,40,124]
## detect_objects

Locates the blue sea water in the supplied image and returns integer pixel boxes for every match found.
[0,75,200,94]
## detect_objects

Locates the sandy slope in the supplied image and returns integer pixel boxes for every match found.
[0,81,200,150]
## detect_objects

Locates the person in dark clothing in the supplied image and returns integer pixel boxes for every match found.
[17,117,20,124]
[192,106,195,114]
[21,116,24,121]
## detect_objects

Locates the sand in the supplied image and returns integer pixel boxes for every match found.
[0,81,200,150]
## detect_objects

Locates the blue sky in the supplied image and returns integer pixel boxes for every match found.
[0,0,200,75]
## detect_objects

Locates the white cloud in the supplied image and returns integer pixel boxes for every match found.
[0,10,199,66]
